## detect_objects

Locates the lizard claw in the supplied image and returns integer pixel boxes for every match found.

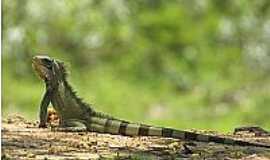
[38,123,47,128]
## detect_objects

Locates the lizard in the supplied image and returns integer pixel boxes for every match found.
[32,55,270,148]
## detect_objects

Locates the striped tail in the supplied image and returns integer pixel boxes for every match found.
[88,116,270,148]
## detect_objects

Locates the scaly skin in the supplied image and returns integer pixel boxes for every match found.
[32,55,270,148]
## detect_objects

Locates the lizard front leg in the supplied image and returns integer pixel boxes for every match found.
[39,89,52,128]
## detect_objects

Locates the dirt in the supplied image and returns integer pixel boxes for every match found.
[2,115,270,160]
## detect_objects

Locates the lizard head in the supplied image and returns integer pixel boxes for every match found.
[32,55,67,83]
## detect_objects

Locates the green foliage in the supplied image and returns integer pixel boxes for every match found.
[3,0,270,131]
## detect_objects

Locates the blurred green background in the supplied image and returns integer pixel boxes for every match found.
[3,0,270,132]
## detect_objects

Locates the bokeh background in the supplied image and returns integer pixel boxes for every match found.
[3,0,270,132]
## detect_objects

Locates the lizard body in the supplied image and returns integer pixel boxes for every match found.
[32,55,270,148]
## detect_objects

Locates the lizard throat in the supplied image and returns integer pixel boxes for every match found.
[32,61,50,81]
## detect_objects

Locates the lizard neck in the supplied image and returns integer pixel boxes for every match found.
[48,76,94,119]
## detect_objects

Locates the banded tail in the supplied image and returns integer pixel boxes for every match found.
[88,116,270,148]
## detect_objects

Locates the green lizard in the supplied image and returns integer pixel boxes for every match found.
[32,55,270,148]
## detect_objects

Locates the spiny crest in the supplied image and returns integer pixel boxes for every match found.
[56,60,68,79]
[55,58,89,110]
[62,72,94,114]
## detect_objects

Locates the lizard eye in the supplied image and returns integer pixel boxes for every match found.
[42,58,53,69]
[43,58,51,64]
